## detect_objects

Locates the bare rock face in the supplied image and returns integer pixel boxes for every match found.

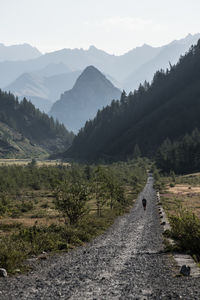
[0,268,7,277]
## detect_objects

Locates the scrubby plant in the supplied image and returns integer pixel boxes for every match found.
[169,209,200,257]
[54,181,89,225]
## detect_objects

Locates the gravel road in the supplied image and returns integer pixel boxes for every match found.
[0,176,200,299]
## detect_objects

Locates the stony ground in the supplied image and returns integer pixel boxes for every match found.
[0,177,200,299]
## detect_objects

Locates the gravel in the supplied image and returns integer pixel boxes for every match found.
[0,176,200,299]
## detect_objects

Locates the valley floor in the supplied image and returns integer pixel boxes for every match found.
[0,177,200,299]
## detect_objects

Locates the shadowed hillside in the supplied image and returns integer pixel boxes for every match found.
[0,90,74,157]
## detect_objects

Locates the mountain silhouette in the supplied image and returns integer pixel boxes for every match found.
[49,66,121,132]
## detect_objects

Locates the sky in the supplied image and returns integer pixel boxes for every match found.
[0,0,200,55]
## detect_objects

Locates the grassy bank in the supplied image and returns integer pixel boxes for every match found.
[154,169,200,260]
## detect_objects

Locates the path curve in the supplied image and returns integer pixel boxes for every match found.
[0,177,200,299]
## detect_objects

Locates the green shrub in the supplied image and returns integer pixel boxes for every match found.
[19,201,34,213]
[0,237,27,273]
[169,209,200,256]
[0,222,22,232]
[0,202,6,215]
[40,202,49,208]
[10,208,21,218]
[57,242,68,250]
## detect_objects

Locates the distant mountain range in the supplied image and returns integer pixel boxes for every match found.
[65,39,200,162]
[3,33,199,116]
[1,33,199,89]
[1,35,200,160]
[49,66,121,132]
[0,33,199,142]
[0,43,41,62]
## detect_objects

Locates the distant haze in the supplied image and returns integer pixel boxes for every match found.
[1,0,200,55]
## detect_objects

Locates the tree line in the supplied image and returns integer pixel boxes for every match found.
[156,129,200,174]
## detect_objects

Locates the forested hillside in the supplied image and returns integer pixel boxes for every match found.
[65,40,200,162]
[156,129,200,174]
[0,90,74,156]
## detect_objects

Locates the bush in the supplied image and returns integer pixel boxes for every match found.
[11,209,21,218]
[169,209,200,256]
[40,202,49,208]
[19,201,34,213]
[0,237,27,273]
[54,182,89,225]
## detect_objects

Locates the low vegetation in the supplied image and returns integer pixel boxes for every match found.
[0,159,147,273]
[154,167,200,260]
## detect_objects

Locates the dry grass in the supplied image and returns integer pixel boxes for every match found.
[183,172,200,177]
[0,216,62,228]
[0,159,70,167]
[161,182,200,218]
[168,184,200,195]
[0,189,61,235]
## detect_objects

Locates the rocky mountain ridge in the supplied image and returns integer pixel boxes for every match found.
[50,66,121,132]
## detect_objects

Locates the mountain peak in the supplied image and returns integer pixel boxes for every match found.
[88,45,98,51]
[81,65,102,75]
[73,65,113,91]
[141,43,151,48]
[50,66,121,132]
[169,33,200,46]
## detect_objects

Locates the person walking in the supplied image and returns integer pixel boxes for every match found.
[142,198,147,211]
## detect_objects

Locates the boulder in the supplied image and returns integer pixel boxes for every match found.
[0,268,7,277]
[180,265,191,276]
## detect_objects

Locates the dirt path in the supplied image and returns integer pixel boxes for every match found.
[0,177,200,299]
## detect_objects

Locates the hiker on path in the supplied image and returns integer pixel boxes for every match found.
[142,198,147,210]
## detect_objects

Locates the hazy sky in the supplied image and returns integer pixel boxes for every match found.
[1,0,200,54]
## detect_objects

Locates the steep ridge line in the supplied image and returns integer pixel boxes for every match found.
[0,176,200,299]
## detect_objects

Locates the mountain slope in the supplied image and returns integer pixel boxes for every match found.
[0,90,74,157]
[5,70,81,112]
[33,63,71,77]
[0,121,48,158]
[123,33,200,92]
[0,43,41,62]
[49,66,121,132]
[65,39,200,162]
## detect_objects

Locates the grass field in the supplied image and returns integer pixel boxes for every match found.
[0,159,70,167]
[0,184,136,236]
[160,174,200,218]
